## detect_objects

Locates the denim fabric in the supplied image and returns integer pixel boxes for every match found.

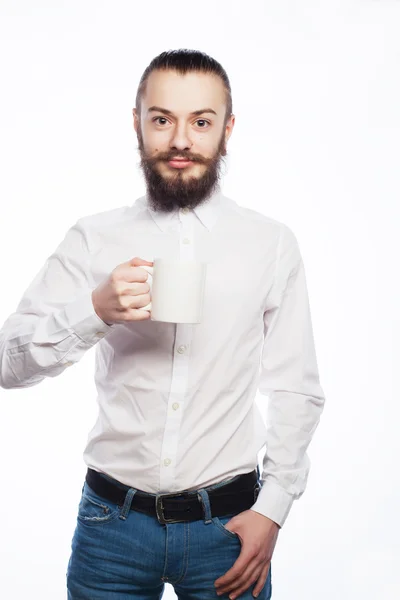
[66,471,272,599]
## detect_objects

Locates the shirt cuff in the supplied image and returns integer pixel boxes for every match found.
[62,290,115,343]
[250,478,294,528]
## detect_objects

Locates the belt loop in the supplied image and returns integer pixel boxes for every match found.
[197,488,212,525]
[119,487,137,521]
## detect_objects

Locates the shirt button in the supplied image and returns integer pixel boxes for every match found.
[177,345,186,354]
[182,238,191,244]
[164,458,171,466]
[172,402,179,410]
[181,207,190,214]
[96,332,105,338]
[65,361,73,367]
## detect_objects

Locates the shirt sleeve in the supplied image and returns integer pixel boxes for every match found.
[250,224,326,528]
[0,218,115,389]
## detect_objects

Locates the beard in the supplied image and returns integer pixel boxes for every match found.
[136,124,228,213]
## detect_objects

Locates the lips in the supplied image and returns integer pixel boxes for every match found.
[168,159,194,168]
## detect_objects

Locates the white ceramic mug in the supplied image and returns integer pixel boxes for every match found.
[139,258,207,323]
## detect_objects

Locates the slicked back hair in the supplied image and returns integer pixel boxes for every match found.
[135,49,233,124]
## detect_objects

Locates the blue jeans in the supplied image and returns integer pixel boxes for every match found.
[66,470,272,599]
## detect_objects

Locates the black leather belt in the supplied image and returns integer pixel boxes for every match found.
[85,468,260,524]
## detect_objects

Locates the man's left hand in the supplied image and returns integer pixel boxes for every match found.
[214,509,280,599]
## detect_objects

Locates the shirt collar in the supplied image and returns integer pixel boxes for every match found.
[144,184,225,233]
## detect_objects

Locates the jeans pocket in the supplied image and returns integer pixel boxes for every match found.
[77,482,121,526]
[211,515,240,540]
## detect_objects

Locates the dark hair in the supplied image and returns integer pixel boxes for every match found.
[135,49,232,124]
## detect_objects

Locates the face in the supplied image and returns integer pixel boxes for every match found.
[133,69,235,213]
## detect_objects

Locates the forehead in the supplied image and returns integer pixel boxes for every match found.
[142,69,226,115]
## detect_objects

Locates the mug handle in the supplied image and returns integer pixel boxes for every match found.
[139,265,153,312]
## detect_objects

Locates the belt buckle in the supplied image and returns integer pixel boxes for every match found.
[155,491,189,524]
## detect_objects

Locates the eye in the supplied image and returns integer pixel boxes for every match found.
[196,119,210,128]
[153,117,169,126]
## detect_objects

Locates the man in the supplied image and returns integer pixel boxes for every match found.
[0,49,325,599]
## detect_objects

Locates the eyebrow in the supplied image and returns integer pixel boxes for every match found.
[147,105,217,117]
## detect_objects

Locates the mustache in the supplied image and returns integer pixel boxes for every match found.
[145,152,210,165]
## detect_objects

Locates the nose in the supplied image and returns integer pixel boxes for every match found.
[169,122,193,153]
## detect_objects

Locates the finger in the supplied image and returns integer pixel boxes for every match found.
[129,256,154,266]
[115,305,151,321]
[251,562,271,598]
[128,293,151,310]
[127,266,151,283]
[227,563,263,599]
[116,264,149,285]
[131,308,151,320]
[117,292,150,310]
[118,282,150,296]
[214,547,256,590]
[216,558,261,597]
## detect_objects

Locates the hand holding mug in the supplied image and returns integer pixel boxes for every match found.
[91,257,154,325]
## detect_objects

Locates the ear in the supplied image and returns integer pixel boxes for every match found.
[225,113,235,144]
[132,108,139,132]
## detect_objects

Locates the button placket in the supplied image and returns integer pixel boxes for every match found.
[159,326,192,488]
[159,216,194,491]
[179,208,194,251]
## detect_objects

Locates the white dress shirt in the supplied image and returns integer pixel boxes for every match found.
[0,185,325,527]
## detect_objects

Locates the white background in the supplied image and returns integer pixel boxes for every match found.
[0,1,399,598]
